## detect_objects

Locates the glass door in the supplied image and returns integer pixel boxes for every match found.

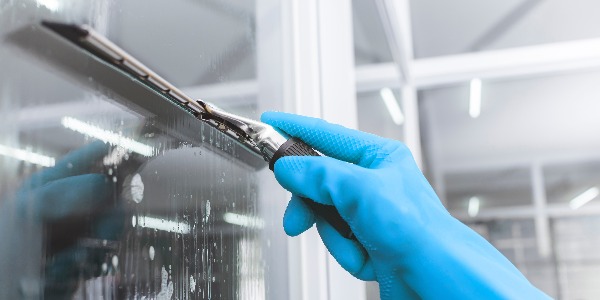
[0,1,287,299]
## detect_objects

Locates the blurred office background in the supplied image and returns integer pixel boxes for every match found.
[354,1,600,299]
[1,0,600,299]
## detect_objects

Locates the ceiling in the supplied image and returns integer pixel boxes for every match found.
[410,0,600,58]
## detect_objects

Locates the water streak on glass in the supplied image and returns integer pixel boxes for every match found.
[0,0,276,299]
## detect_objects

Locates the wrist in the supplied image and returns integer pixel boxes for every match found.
[396,217,546,299]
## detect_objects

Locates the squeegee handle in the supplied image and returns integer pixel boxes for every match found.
[269,138,356,240]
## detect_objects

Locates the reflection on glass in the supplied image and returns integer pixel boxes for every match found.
[0,0,273,299]
[1,114,266,298]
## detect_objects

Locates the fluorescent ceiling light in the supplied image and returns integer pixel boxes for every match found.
[569,187,599,210]
[136,215,190,234]
[469,78,482,118]
[468,196,480,217]
[103,146,128,166]
[379,88,405,125]
[0,144,55,167]
[223,212,265,229]
[37,0,60,11]
[61,117,154,156]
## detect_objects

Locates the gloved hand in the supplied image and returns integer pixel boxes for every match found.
[261,112,550,300]
[13,141,124,298]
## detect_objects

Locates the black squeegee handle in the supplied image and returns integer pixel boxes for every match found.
[269,138,356,241]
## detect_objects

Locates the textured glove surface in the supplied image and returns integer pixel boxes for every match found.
[261,112,550,300]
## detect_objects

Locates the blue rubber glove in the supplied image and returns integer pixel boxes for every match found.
[17,141,112,221]
[261,112,550,300]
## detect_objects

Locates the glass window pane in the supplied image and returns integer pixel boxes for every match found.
[357,89,404,141]
[554,216,600,261]
[352,0,393,65]
[0,1,284,299]
[553,216,600,299]
[445,167,533,214]
[544,160,600,206]
[111,0,256,86]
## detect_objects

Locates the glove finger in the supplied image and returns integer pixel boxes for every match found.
[93,206,126,240]
[261,111,398,168]
[44,247,89,297]
[24,141,110,189]
[319,215,420,298]
[283,194,316,236]
[21,174,112,221]
[316,217,376,281]
[45,246,110,297]
[274,156,362,206]
[274,155,369,230]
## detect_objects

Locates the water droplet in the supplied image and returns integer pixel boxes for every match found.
[212,276,215,282]
[149,246,155,261]
[67,163,73,169]
[157,266,173,299]
[131,215,137,227]
[190,275,196,293]
[101,263,108,273]
[108,168,113,175]
[205,200,211,221]
[112,255,119,268]
[112,176,117,183]
[130,173,144,203]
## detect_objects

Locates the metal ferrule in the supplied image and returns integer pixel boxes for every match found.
[202,103,288,162]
